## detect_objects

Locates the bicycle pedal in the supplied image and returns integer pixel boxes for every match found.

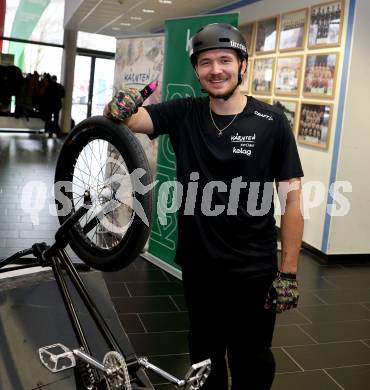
[38,343,76,373]
[184,359,211,390]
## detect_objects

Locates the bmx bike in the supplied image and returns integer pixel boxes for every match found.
[0,116,211,390]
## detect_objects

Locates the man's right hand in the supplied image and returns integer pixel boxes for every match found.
[104,87,144,121]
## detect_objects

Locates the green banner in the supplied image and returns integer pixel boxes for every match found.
[148,13,239,269]
[8,0,50,70]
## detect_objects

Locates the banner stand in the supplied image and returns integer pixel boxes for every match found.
[141,252,183,280]
[147,12,239,271]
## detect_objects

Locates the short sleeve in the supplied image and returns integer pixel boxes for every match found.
[143,98,192,140]
[274,113,304,181]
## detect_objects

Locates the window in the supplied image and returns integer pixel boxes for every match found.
[3,0,64,45]
[77,31,116,53]
[3,41,63,78]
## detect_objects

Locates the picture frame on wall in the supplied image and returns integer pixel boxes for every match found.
[297,102,333,149]
[273,99,299,133]
[240,59,252,94]
[252,58,275,94]
[308,0,344,48]
[255,16,279,54]
[279,8,308,51]
[303,53,338,98]
[275,56,303,96]
[239,22,255,55]
[256,97,272,104]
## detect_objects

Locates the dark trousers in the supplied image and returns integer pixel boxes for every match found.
[182,262,277,390]
[44,108,61,135]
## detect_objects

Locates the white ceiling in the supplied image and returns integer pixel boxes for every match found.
[65,0,237,37]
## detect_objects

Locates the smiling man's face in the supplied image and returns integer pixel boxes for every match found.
[195,48,246,99]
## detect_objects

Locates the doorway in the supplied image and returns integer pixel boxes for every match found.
[72,53,115,125]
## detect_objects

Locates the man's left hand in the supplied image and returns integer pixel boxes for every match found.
[264,272,299,313]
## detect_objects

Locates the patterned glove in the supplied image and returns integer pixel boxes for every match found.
[104,87,143,121]
[264,272,299,313]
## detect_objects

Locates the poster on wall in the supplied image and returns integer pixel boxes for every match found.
[297,102,332,149]
[273,99,299,133]
[279,8,308,51]
[114,35,165,176]
[239,22,255,55]
[308,0,344,48]
[257,97,272,104]
[252,57,275,94]
[275,55,303,96]
[303,53,338,98]
[255,16,278,54]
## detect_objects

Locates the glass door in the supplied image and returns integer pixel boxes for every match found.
[72,55,91,125]
[91,58,115,117]
[72,55,115,125]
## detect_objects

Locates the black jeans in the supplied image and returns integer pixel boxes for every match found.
[182,261,277,390]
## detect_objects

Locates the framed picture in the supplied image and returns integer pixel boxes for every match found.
[240,59,253,93]
[297,102,333,149]
[308,1,344,48]
[252,58,275,94]
[279,8,308,51]
[275,56,303,96]
[257,97,272,104]
[256,16,279,54]
[303,53,338,98]
[273,99,299,133]
[239,22,255,55]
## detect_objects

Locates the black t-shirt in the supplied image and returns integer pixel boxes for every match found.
[144,96,303,272]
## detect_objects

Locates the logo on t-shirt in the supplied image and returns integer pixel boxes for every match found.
[230,132,255,156]
[254,110,273,121]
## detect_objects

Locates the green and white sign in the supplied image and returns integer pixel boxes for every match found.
[148,13,239,269]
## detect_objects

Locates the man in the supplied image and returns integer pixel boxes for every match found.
[105,23,303,390]
[44,75,65,137]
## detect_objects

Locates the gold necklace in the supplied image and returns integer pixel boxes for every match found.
[209,103,239,137]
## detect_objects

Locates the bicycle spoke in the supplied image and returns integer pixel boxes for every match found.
[68,139,135,251]
[74,164,93,180]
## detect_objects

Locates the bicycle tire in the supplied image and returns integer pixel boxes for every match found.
[54,116,153,271]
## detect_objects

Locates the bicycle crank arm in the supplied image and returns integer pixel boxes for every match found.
[73,349,106,372]
[138,357,185,387]
[137,357,211,389]
[39,344,117,376]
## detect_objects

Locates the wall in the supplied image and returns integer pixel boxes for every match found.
[235,0,355,253]
[327,0,370,254]
[0,117,44,130]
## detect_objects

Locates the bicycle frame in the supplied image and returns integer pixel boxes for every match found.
[0,192,211,389]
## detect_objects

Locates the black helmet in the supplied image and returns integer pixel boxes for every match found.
[189,23,248,66]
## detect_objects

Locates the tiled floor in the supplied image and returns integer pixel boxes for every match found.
[0,133,62,260]
[102,255,370,390]
[1,133,370,389]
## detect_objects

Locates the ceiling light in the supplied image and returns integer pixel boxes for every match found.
[130,16,142,20]
[120,22,131,26]
[142,9,155,13]
[158,0,172,4]
[112,27,120,30]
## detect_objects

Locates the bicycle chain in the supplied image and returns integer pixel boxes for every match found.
[103,351,131,390]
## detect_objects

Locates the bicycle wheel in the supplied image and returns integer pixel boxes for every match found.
[54,116,153,271]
